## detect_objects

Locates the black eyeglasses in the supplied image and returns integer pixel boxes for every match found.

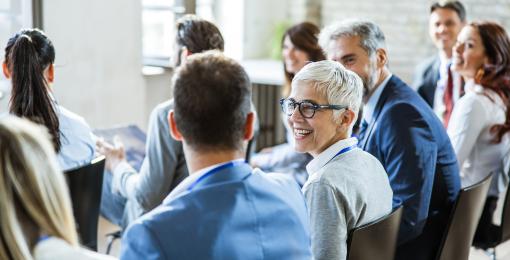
[279,98,348,119]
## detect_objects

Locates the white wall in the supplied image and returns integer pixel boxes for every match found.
[213,0,290,60]
[242,0,290,59]
[289,0,510,84]
[44,0,150,129]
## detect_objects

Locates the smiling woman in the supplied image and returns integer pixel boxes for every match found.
[291,60,393,260]
[250,22,325,186]
[448,21,510,248]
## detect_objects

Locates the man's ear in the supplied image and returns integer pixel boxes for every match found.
[376,48,388,69]
[168,110,184,141]
[180,47,191,63]
[2,62,10,79]
[46,63,54,83]
[243,112,255,141]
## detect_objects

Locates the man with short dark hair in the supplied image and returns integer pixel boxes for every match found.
[98,15,225,227]
[413,1,466,127]
[120,51,312,259]
[320,19,461,260]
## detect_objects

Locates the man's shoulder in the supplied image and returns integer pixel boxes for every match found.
[412,55,440,90]
[131,169,304,230]
[415,55,440,75]
[152,99,174,118]
[384,76,431,111]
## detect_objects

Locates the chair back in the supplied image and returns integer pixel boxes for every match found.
[500,162,510,242]
[65,156,106,251]
[347,206,403,260]
[436,174,493,260]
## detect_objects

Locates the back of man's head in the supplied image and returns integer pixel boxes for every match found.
[176,14,224,53]
[172,51,251,152]
[430,1,466,22]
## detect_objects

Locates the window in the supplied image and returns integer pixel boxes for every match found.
[141,0,187,67]
[0,0,35,112]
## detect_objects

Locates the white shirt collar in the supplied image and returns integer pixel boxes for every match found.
[306,137,358,175]
[438,55,451,82]
[362,74,392,123]
[165,158,245,203]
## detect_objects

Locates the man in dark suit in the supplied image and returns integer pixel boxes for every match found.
[320,19,461,260]
[413,1,466,127]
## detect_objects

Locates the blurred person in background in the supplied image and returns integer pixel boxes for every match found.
[448,21,510,248]
[413,1,467,127]
[251,22,325,185]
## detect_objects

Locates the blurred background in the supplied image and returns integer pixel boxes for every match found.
[0,0,509,132]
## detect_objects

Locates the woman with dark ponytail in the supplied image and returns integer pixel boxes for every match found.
[2,28,95,170]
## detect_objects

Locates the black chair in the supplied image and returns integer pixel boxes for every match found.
[346,206,403,260]
[435,174,493,260]
[65,156,106,251]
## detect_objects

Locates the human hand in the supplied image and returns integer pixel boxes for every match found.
[96,136,126,172]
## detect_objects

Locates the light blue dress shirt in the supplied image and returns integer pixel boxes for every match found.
[56,104,95,171]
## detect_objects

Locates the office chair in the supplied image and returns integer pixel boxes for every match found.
[435,174,493,260]
[65,156,106,251]
[347,206,403,260]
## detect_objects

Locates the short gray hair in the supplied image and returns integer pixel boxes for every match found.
[292,60,363,121]
[319,19,386,57]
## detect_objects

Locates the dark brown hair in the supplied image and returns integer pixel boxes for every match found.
[282,22,325,97]
[173,51,251,151]
[430,1,466,22]
[4,29,60,152]
[176,14,224,54]
[471,21,510,143]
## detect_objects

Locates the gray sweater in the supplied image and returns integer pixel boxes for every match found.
[303,138,393,260]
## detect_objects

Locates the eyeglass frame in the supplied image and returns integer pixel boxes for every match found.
[279,98,348,119]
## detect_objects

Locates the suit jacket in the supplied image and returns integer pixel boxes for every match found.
[359,75,460,258]
[413,56,440,108]
[120,163,312,260]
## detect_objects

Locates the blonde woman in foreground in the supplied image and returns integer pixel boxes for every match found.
[0,116,114,260]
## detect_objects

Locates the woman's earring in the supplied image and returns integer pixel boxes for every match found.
[475,67,485,84]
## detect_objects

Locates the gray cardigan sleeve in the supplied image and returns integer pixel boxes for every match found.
[303,181,351,260]
[112,101,188,215]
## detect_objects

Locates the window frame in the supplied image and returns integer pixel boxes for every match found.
[141,0,195,68]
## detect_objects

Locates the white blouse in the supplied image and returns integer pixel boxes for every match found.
[447,81,510,196]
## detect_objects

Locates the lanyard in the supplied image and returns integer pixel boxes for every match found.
[38,235,50,243]
[328,144,357,164]
[187,160,246,191]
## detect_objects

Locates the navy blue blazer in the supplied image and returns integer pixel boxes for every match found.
[359,75,460,246]
[413,56,440,108]
[120,162,312,260]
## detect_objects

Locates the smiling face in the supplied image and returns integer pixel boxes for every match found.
[283,35,311,74]
[287,81,345,157]
[429,8,465,57]
[325,35,379,102]
[452,26,487,80]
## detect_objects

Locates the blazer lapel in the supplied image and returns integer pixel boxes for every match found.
[360,76,395,150]
[425,57,441,104]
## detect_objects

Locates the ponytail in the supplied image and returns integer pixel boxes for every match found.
[6,31,60,152]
